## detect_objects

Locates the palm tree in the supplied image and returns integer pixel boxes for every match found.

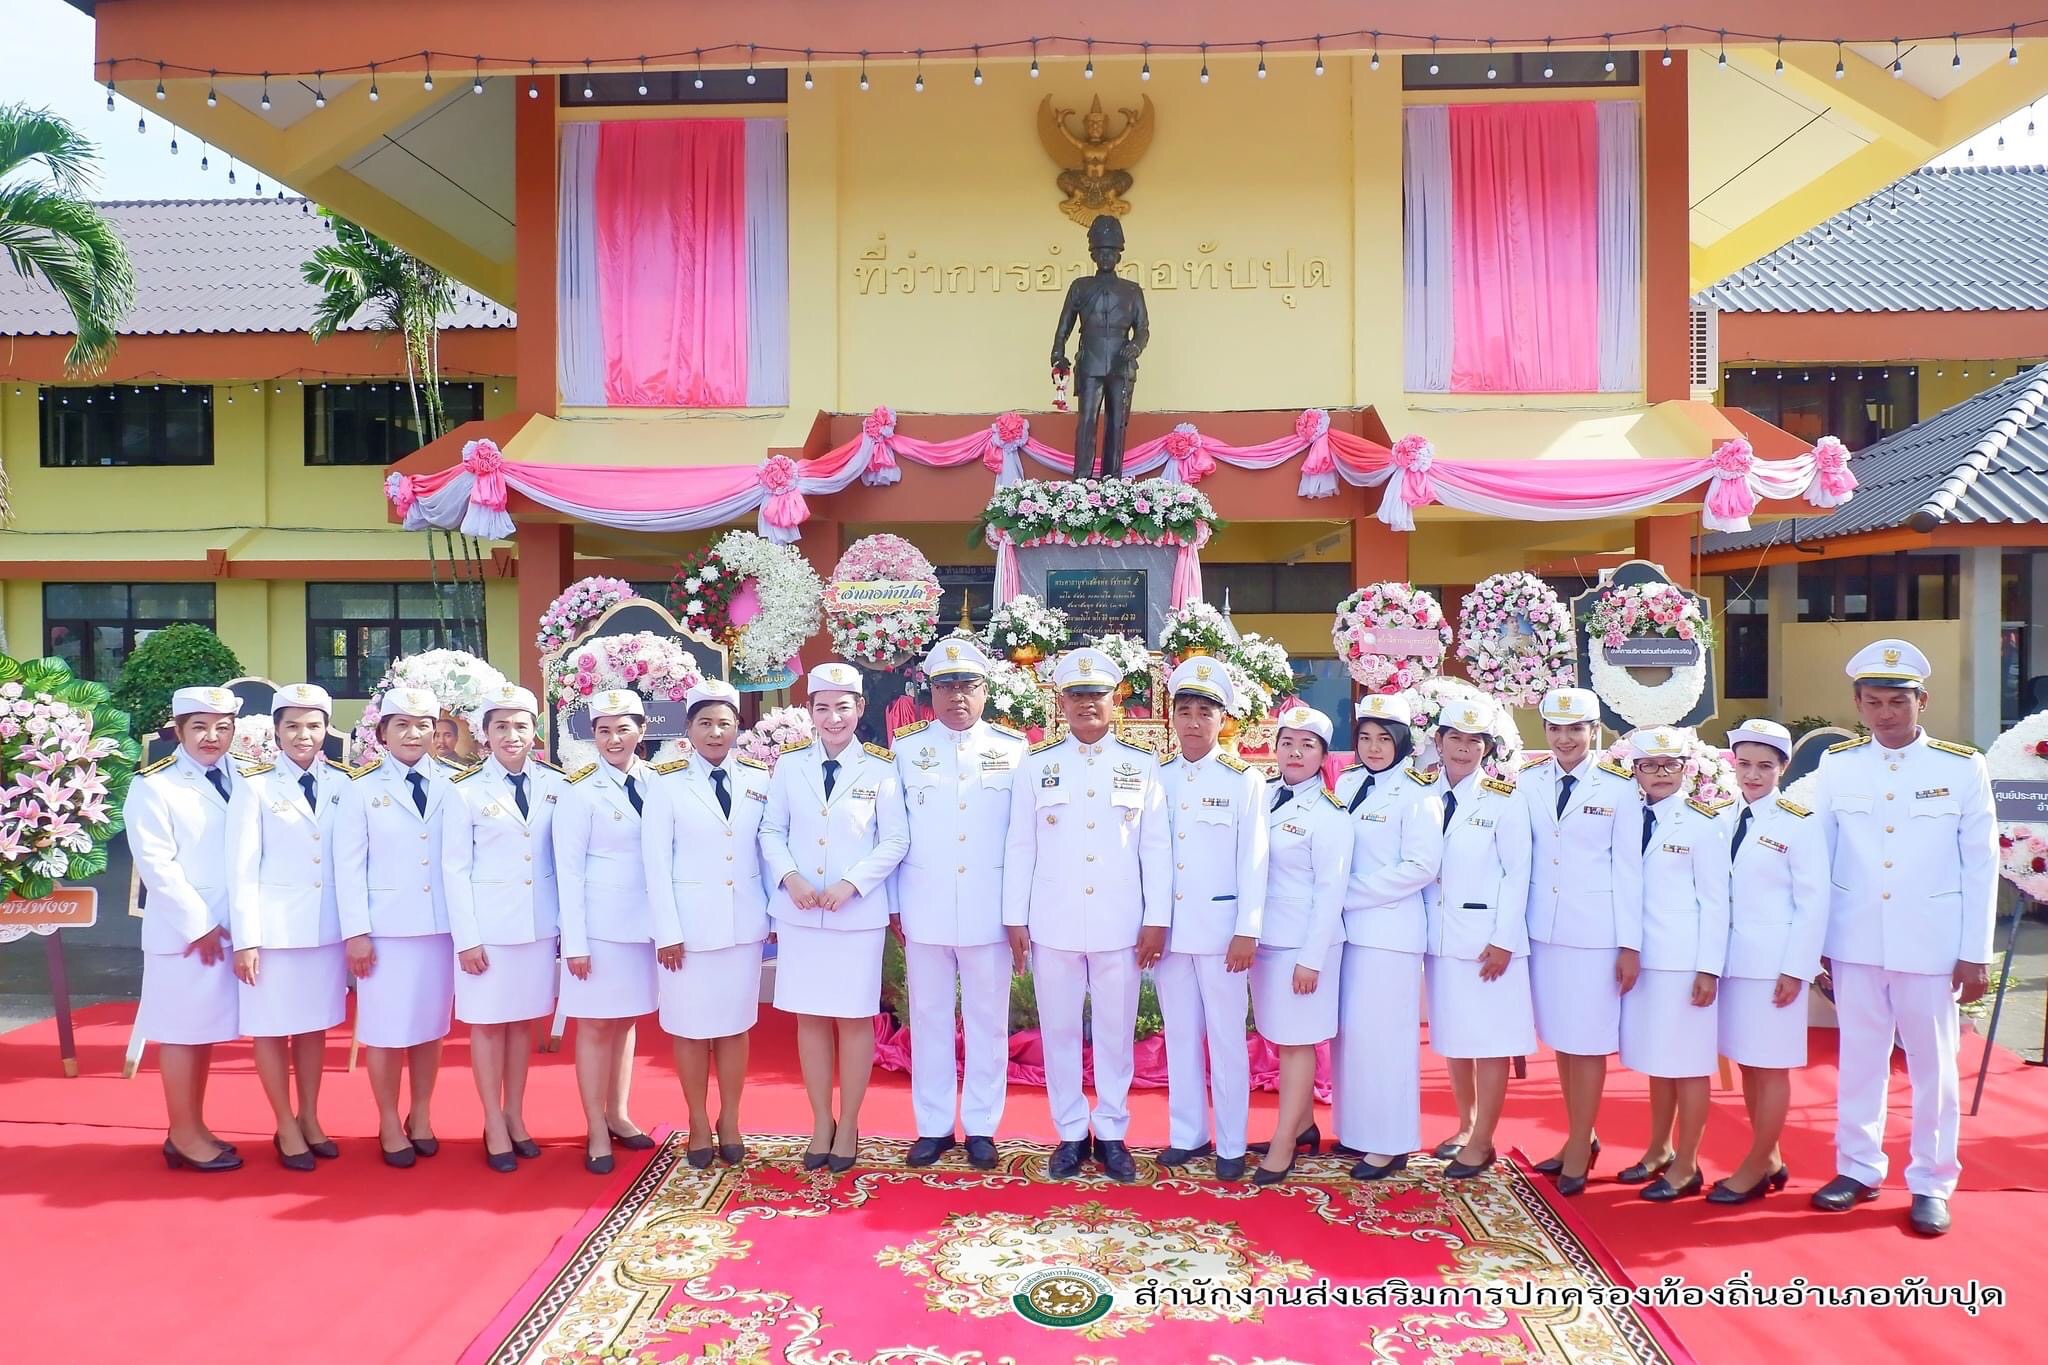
[0,103,135,374]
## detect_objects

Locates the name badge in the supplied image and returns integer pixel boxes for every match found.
[1661,843,1690,854]
[482,803,504,818]
[329,795,341,806]
[1759,836,1789,853]
[979,751,1012,771]
[545,793,558,804]
[850,786,878,801]
[1201,796,1232,809]
[1363,812,1389,823]
[1581,805,1614,817]
[1466,816,1495,829]
[1112,762,1144,793]
[746,788,768,802]
[1915,787,1950,800]
[269,800,294,816]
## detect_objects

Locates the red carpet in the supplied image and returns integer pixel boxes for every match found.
[0,1004,2041,1363]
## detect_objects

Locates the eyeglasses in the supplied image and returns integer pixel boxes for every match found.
[1635,759,1684,776]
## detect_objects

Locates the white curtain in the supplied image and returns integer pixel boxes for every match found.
[554,123,606,407]
[743,119,791,408]
[1403,106,1453,393]
[1596,102,1643,393]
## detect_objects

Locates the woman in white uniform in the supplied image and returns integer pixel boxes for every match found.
[226,683,353,1170]
[125,686,247,1173]
[1425,697,1535,1180]
[336,686,463,1168]
[1618,726,1732,1202]
[1330,693,1443,1180]
[1708,720,1826,1205]
[761,662,909,1172]
[443,684,564,1173]
[555,689,661,1177]
[1250,706,1353,1186]
[644,680,772,1169]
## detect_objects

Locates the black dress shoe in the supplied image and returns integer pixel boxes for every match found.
[273,1136,316,1173]
[1615,1157,1673,1185]
[1158,1142,1215,1166]
[1351,1154,1408,1181]
[380,1142,417,1169]
[1640,1170,1705,1202]
[906,1135,957,1167]
[1328,1141,1368,1160]
[1810,1174,1879,1211]
[964,1136,998,1170]
[1909,1194,1952,1236]
[1097,1139,1137,1183]
[719,1143,747,1166]
[1430,1136,1467,1161]
[1533,1138,1600,1178]
[306,1138,340,1160]
[510,1137,542,1160]
[1769,1166,1790,1191]
[1048,1139,1089,1179]
[608,1126,656,1152]
[1252,1158,1296,1187]
[1555,1171,1589,1198]
[1248,1124,1320,1157]
[585,1151,615,1176]
[686,1146,715,1169]
[162,1139,243,1173]
[1215,1155,1248,1181]
[484,1134,518,1174]
[1445,1148,1497,1180]
[405,1116,438,1158]
[827,1131,859,1173]
[1707,1170,1781,1205]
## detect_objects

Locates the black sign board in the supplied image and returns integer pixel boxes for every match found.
[1993,779,2048,823]
[1045,568,1148,639]
[560,698,693,743]
[541,597,730,757]
[1571,561,1718,733]
[143,675,348,765]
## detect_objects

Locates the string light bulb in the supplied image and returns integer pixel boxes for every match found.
[914,51,924,93]
[583,60,595,100]
[1717,32,1728,69]
[474,57,485,95]
[314,72,326,107]
[200,147,208,170]
[803,51,814,90]
[369,63,380,101]
[747,45,758,85]
[528,60,539,99]
[1543,38,1554,79]
[1602,35,1614,74]
[693,50,704,90]
[1314,36,1324,77]
[1430,37,1441,77]
[1140,43,1150,81]
[1200,43,1210,83]
[974,45,984,85]
[169,133,178,155]
[1892,39,1904,77]
[105,70,115,113]
[422,53,434,91]
[155,63,166,100]
[1085,39,1095,79]
[638,56,648,96]
[207,71,219,107]
[1030,40,1040,79]
[136,114,145,134]
[259,72,271,111]
[1370,33,1381,72]
[1835,41,1845,79]
[1660,27,1672,66]
[1256,41,1267,79]
[1953,33,1963,69]
[2012,25,2021,64]
[1775,35,1785,76]
[859,51,869,92]
[1486,40,1497,81]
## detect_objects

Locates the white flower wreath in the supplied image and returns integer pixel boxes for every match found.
[1584,583,1713,729]
[1589,645,1708,729]
[1986,711,2048,900]
[1457,573,1575,709]
[712,530,824,682]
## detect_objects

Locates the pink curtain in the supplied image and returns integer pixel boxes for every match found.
[597,120,748,406]
[1449,103,1600,393]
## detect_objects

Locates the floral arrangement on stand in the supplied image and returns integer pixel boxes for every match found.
[534,576,639,658]
[0,655,139,908]
[1227,632,1295,725]
[351,649,509,758]
[1406,676,1524,774]
[1457,573,1575,709]
[1605,729,1737,806]
[1159,601,1233,664]
[981,594,1070,667]
[735,706,815,770]
[229,714,280,767]
[824,534,942,670]
[1087,633,1159,714]
[1584,582,1716,729]
[1332,582,1453,693]
[544,631,705,769]
[976,478,1218,547]
[984,660,1053,734]
[669,531,822,688]
[1986,712,2048,900]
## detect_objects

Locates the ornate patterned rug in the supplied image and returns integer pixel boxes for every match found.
[462,1136,1693,1365]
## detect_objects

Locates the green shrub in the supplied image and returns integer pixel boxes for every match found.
[109,624,243,737]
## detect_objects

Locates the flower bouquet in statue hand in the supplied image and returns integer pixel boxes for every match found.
[0,656,141,907]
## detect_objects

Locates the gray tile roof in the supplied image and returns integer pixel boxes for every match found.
[1701,362,2048,551]
[0,198,512,337]
[1696,164,2048,314]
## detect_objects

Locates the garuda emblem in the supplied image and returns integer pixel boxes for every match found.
[1037,94,1155,227]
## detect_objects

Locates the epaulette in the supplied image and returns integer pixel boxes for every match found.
[1929,739,1980,758]
[1336,760,1363,775]
[989,722,1027,741]
[237,762,273,778]
[137,755,176,777]
[434,753,472,771]
[893,719,932,740]
[322,757,354,776]
[1775,797,1812,818]
[1597,759,1632,779]
[1115,735,1155,756]
[1158,753,1180,767]
[1321,789,1345,810]
[1688,797,1731,817]
[565,763,599,784]
[347,757,383,780]
[1030,736,1062,754]
[862,741,894,761]
[735,754,770,771]
[1521,753,1553,769]
[1217,753,1251,772]
[652,758,690,775]
[1827,735,1872,753]
[448,766,481,783]
[1480,776,1517,797]
[531,756,565,774]
[781,739,813,755]
[1407,767,1441,786]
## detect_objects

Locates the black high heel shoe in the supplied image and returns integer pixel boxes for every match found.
[1534,1138,1600,1178]
[163,1139,242,1173]
[483,1133,518,1174]
[1615,1156,1673,1185]
[1351,1154,1408,1182]
[1706,1166,1790,1205]
[405,1114,438,1158]
[1430,1135,1468,1161]
[609,1125,656,1152]
[719,1142,747,1165]
[827,1129,860,1174]
[510,1136,542,1160]
[1252,1157,1297,1187]
[1247,1123,1321,1157]
[1641,1169,1705,1202]
[584,1150,615,1176]
[1444,1147,1497,1180]
[305,1137,340,1160]
[686,1145,716,1169]
[273,1135,316,1173]
[803,1125,836,1172]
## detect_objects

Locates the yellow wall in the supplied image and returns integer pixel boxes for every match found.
[1768,619,1966,738]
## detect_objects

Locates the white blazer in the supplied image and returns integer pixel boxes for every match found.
[892,719,1029,947]
[1160,748,1270,955]
[760,740,910,932]
[1637,794,1732,976]
[1726,794,1830,982]
[1332,761,1443,954]
[441,755,565,952]
[1261,779,1352,968]
[643,753,772,953]
[335,753,460,940]
[124,750,235,953]
[225,755,352,950]
[1425,770,1532,960]
[1519,754,1645,951]
[552,758,652,959]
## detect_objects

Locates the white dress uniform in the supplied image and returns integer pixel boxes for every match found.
[335,751,462,1048]
[126,748,241,1044]
[1425,769,1536,1058]
[761,737,911,1018]
[1003,725,1172,1143]
[442,754,566,1024]
[643,751,772,1037]
[1619,791,1732,1079]
[893,714,1030,1140]
[225,752,354,1037]
[1157,744,1268,1159]
[1519,750,1644,1056]
[553,756,660,1020]
[1814,721,1997,1201]
[1331,756,1444,1156]
[1720,792,1829,1067]
[1253,774,1351,1044]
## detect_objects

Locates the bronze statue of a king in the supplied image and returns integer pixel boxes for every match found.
[1051,214,1149,480]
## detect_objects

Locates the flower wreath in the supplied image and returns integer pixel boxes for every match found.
[982,594,1071,667]
[1605,730,1737,806]
[1457,573,1575,709]
[1407,676,1524,774]
[736,706,814,771]
[535,576,639,658]
[1332,582,1452,692]
[1986,711,2048,900]
[352,649,509,758]
[544,631,705,769]
[984,659,1052,732]
[825,534,942,670]
[0,658,140,915]
[1159,601,1233,665]
[1585,583,1716,729]
[671,532,822,686]
[229,714,281,767]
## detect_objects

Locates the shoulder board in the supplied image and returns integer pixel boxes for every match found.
[893,720,932,740]
[448,766,481,784]
[1030,737,1063,754]
[322,757,354,775]
[1520,753,1553,770]
[347,758,383,780]
[1115,735,1155,756]
[735,754,770,771]
[1929,739,1980,758]
[1827,735,1872,753]
[1480,776,1517,796]
[1158,753,1180,767]
[651,758,690,775]
[1217,753,1251,772]
[237,762,273,778]
[434,754,471,771]
[1321,789,1345,810]
[862,741,894,761]
[989,722,1027,742]
[1597,759,1631,779]
[1336,761,1363,775]
[1687,797,1730,817]
[138,755,176,777]
[1775,798,1812,818]
[780,739,812,755]
[565,763,599,785]
[1407,767,1441,786]
[531,756,565,775]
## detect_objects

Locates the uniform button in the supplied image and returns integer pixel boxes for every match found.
[724,830,732,839]
[523,853,532,861]
[1886,825,1895,833]
[959,802,967,811]
[1177,862,1185,870]
[1087,820,1096,830]
[1181,802,1189,811]
[524,879,532,886]
[726,879,735,887]
[1175,892,1184,901]
[818,837,827,846]
[815,866,825,875]
[958,833,967,841]
[1884,860,1893,868]
[1176,831,1185,840]
[312,856,321,865]
[418,832,428,840]
[1885,793,1895,800]
[1551,858,1558,865]
[1882,891,1892,900]
[423,885,431,892]
[1552,886,1559,893]
[1086,853,1096,862]
[1088,789,1096,797]
[726,853,734,861]
[420,858,429,866]
[311,832,320,843]
[313,881,322,889]
[957,864,967,873]
[1084,886,1094,895]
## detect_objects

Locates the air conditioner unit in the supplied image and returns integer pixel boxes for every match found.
[1688,302,1719,400]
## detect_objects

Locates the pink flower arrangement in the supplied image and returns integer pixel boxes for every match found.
[1332,582,1452,692]
[1586,583,1714,650]
[545,632,704,712]
[0,666,139,902]
[461,437,504,476]
[757,453,799,495]
[534,575,639,657]
[826,534,942,668]
[1162,424,1202,463]
[1390,433,1435,472]
[1295,408,1331,445]
[1711,437,1755,477]
[736,706,814,769]
[992,411,1029,447]
[384,471,417,516]
[862,405,897,441]
[1456,573,1575,709]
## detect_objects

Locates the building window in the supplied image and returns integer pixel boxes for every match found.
[38,385,213,467]
[1723,367,1916,448]
[1202,563,1352,617]
[1403,50,1639,88]
[2004,551,2036,726]
[43,583,216,681]
[1796,553,1958,623]
[1722,577,1768,699]
[935,567,996,634]
[304,383,485,465]
[306,583,473,697]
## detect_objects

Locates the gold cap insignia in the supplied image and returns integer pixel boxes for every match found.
[946,644,960,661]
[1196,663,1212,681]
[1558,694,1575,712]
[1078,657,1095,676]
[1883,647,1901,665]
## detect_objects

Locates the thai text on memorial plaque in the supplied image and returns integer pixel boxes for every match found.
[1602,638,1702,667]
[1045,568,1149,639]
[562,698,691,743]
[1993,780,2048,823]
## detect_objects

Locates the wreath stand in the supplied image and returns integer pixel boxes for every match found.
[1969,892,2045,1115]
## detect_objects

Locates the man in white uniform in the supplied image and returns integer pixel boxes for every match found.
[1003,647,1172,1181]
[892,636,1029,1170]
[1809,640,1997,1237]
[1155,657,1268,1182]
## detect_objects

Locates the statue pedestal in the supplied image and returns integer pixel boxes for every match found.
[1015,543,1179,646]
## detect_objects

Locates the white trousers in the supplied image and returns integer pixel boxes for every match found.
[1332,944,1423,1156]
[1832,961,1962,1199]
[905,939,1012,1139]
[1032,943,1139,1142]
[1154,950,1250,1158]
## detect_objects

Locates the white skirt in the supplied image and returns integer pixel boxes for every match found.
[356,933,454,1049]
[1717,976,1808,1069]
[1529,940,1621,1057]
[1332,944,1423,1156]
[773,923,884,1019]
[1425,952,1536,1059]
[1620,967,1720,1078]
[238,943,346,1037]
[137,949,239,1046]
[1251,943,1341,1045]
[560,938,658,1020]
[455,937,559,1025]
[661,940,765,1039]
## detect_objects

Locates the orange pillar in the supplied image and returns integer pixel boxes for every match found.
[1643,50,1690,403]
[516,520,575,688]
[513,78,559,414]
[1634,514,1694,587]
[796,519,843,675]
[1350,515,1409,587]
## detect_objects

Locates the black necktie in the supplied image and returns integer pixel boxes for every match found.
[509,772,529,819]
[205,766,230,803]
[1271,786,1294,813]
[1733,805,1753,856]
[711,768,731,817]
[1347,773,1376,812]
[1442,790,1458,832]
[407,769,427,816]
[1642,807,1657,854]
[625,775,643,815]
[1556,772,1577,820]
[298,771,317,813]
[823,758,840,799]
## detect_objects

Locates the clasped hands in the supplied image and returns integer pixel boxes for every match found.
[780,873,858,913]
